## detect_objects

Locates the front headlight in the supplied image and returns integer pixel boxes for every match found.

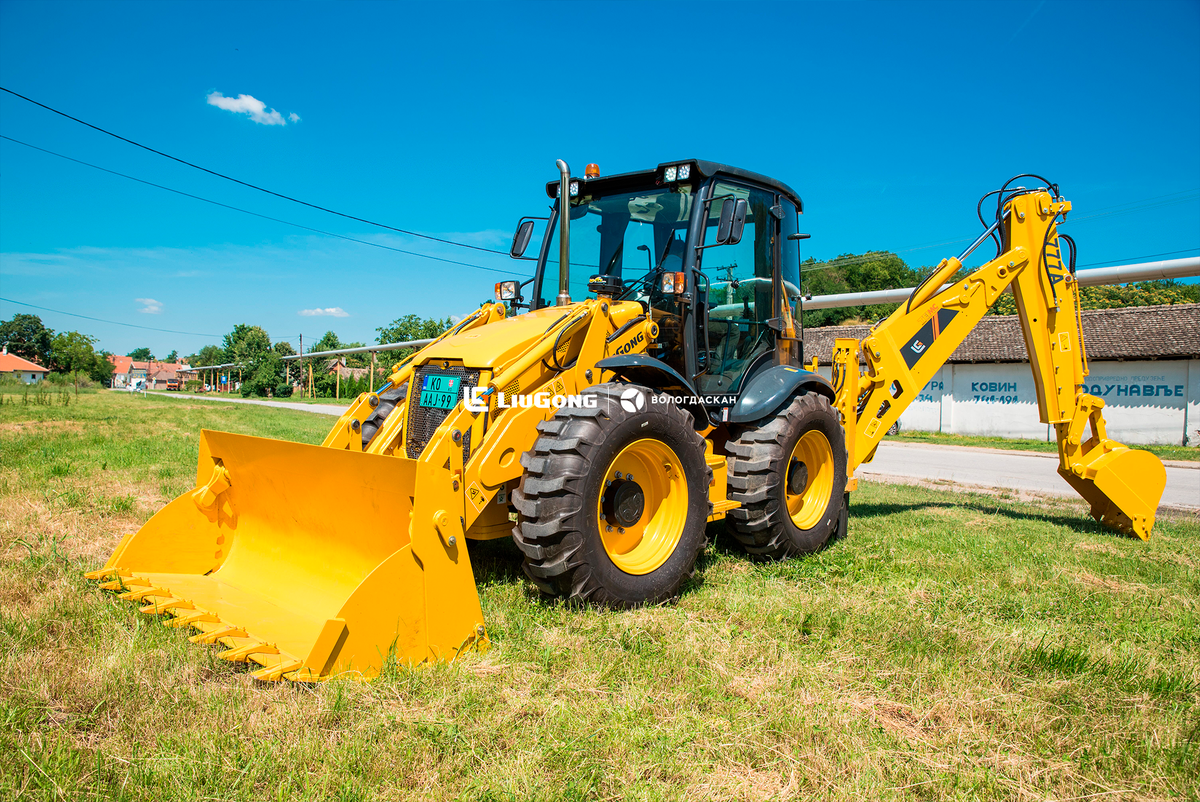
[660,271,685,294]
[494,280,518,301]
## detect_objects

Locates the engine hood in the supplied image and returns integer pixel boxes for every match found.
[420,304,581,368]
[420,301,643,369]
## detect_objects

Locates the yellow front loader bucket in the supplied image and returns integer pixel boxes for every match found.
[86,430,487,681]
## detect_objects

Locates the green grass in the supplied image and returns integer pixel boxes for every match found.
[1,392,1197,800]
[888,428,1200,462]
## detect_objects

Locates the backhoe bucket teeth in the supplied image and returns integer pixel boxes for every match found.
[88,429,487,681]
[1058,445,1166,541]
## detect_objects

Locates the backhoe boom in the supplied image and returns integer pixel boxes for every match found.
[831,188,1166,539]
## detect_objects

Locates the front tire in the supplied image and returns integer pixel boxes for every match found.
[726,393,848,558]
[512,384,711,607]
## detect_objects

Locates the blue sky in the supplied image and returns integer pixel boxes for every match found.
[1,0,1197,358]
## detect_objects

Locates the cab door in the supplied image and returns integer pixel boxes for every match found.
[693,181,780,396]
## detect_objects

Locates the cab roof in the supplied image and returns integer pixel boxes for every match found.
[544,159,803,212]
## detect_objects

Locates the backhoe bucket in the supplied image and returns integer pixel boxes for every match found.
[86,430,487,681]
[1058,444,1166,541]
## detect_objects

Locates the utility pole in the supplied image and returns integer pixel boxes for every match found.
[722,262,737,305]
[371,351,376,390]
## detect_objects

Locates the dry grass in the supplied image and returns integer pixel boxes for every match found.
[1,391,1197,801]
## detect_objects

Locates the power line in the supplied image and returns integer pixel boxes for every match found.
[0,85,511,257]
[0,135,526,277]
[0,296,221,337]
[1076,248,1200,268]
[1064,194,1200,225]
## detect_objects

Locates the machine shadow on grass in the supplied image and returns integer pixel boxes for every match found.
[847,495,1117,537]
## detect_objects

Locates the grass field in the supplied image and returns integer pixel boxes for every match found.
[1,392,1197,801]
[887,429,1200,463]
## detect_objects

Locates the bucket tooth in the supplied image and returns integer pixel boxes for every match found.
[167,611,219,628]
[252,659,302,682]
[190,625,247,645]
[100,576,149,591]
[139,598,194,615]
[220,642,279,662]
[85,567,130,581]
[119,587,167,602]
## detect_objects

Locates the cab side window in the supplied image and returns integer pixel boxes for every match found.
[695,182,777,394]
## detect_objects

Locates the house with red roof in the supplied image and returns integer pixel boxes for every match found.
[109,356,191,389]
[0,346,50,383]
[107,354,134,388]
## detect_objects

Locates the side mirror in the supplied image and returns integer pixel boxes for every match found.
[716,198,748,245]
[510,219,535,258]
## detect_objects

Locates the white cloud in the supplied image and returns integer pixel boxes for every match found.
[207,91,299,126]
[135,298,163,314]
[298,307,349,317]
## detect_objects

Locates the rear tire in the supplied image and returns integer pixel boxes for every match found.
[512,384,710,607]
[726,393,848,558]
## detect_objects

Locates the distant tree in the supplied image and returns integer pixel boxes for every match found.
[165,349,179,362]
[800,252,922,328]
[273,341,298,387]
[90,350,116,385]
[989,278,1200,316]
[308,331,369,368]
[377,314,453,345]
[376,314,453,361]
[52,331,99,396]
[127,347,153,361]
[192,344,224,366]
[0,313,55,367]
[221,324,272,365]
[241,350,291,398]
[312,331,342,353]
[797,252,1200,328]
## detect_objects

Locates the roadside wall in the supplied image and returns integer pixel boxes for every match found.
[895,359,1197,445]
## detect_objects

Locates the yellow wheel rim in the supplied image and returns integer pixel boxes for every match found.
[596,438,688,575]
[786,430,835,530]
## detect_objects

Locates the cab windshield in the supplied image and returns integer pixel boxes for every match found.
[537,184,695,308]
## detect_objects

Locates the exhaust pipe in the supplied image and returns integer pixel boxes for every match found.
[556,159,571,306]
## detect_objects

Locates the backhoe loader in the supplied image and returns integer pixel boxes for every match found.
[87,160,1167,681]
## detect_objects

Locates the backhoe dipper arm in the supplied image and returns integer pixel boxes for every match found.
[832,189,1166,540]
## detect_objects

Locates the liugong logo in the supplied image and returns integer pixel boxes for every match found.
[612,332,644,356]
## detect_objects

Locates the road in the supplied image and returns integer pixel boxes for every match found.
[865,442,1199,511]
[144,391,1199,511]
[141,391,349,416]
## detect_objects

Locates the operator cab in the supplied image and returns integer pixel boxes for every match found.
[507,159,807,412]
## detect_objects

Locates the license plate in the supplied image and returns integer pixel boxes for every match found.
[418,373,462,410]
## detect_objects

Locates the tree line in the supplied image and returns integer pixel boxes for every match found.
[0,312,453,399]
[183,314,452,399]
[797,252,1200,328]
[0,314,113,395]
[4,262,1195,398]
